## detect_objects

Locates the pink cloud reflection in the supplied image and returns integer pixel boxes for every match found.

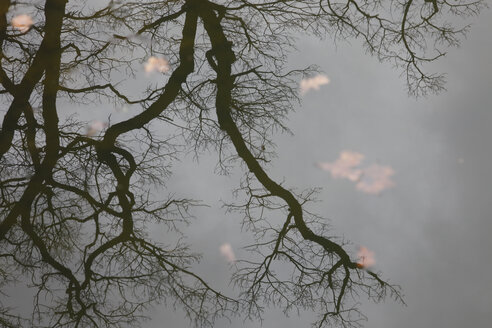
[219,243,236,263]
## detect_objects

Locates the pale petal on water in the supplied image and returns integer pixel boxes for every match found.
[219,243,236,263]
[356,164,395,195]
[357,246,375,268]
[11,14,33,33]
[317,151,364,181]
[300,74,330,95]
[144,56,170,73]
[87,120,108,136]
[116,105,129,113]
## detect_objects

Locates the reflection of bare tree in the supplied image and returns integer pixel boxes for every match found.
[0,0,484,327]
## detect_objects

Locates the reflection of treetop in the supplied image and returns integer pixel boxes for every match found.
[0,0,484,327]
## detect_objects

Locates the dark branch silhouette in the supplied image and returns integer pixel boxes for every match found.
[0,0,485,327]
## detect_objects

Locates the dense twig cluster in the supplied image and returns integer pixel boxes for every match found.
[0,0,484,327]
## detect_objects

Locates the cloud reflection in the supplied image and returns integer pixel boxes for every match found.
[219,243,236,263]
[11,14,33,33]
[300,74,330,95]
